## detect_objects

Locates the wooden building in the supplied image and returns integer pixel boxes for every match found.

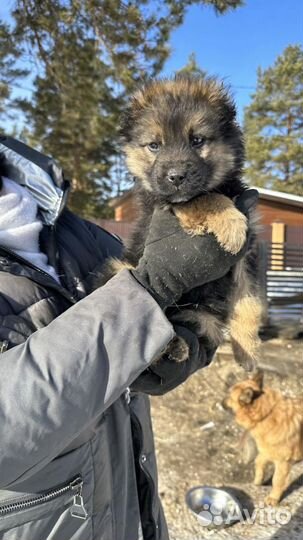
[256,188,302,246]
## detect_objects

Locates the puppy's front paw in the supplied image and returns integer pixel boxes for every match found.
[202,194,248,254]
[212,207,247,254]
[264,495,279,507]
[165,336,189,363]
[175,194,248,254]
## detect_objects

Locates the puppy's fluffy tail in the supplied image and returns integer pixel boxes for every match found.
[230,295,263,371]
[229,258,264,371]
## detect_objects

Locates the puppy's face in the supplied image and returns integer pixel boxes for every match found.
[223,371,264,414]
[121,77,244,203]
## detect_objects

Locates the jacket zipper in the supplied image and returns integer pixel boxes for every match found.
[0,476,88,520]
[0,341,8,353]
[0,246,77,304]
[131,410,158,540]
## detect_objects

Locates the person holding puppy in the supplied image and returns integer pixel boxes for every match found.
[0,136,254,540]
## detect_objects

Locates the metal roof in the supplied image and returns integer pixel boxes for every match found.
[256,187,303,208]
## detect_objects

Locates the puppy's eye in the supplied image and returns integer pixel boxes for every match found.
[147,142,161,152]
[190,136,206,149]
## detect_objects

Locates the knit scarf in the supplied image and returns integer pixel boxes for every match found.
[0,177,60,282]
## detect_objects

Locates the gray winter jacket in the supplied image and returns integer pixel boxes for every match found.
[0,138,176,540]
[0,137,241,540]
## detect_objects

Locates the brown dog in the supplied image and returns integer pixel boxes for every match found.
[224,370,303,505]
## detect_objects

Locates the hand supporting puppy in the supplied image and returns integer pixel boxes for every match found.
[131,189,258,393]
[132,189,258,309]
[131,324,215,395]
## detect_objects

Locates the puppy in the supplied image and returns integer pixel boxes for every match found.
[103,76,262,369]
[224,370,303,505]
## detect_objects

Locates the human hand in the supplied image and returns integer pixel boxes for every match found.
[131,325,215,395]
[132,189,258,309]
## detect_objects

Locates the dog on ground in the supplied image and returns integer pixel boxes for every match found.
[101,76,263,370]
[224,370,303,505]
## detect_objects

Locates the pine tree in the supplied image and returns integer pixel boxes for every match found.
[175,52,207,78]
[10,0,244,217]
[0,22,27,121]
[244,45,303,195]
[16,29,122,217]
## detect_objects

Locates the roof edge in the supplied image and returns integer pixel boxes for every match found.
[109,186,303,208]
[255,187,303,207]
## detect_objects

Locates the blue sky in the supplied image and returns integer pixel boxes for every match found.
[162,0,303,122]
[1,0,302,127]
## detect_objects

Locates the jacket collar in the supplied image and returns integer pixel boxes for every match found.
[0,136,70,226]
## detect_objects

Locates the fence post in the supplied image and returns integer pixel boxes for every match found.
[257,240,269,326]
[271,223,285,270]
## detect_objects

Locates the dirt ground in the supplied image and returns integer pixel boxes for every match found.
[151,338,303,540]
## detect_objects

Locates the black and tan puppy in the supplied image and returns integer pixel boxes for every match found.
[104,77,262,369]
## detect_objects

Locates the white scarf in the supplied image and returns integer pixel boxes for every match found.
[0,177,60,283]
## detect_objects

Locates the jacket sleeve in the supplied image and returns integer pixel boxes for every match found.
[0,270,174,488]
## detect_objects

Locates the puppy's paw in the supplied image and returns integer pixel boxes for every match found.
[211,208,247,254]
[175,194,248,254]
[264,495,279,507]
[165,336,189,363]
[203,194,248,254]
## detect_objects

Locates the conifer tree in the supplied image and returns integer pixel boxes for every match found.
[0,22,27,121]
[175,52,207,78]
[244,45,303,195]
[6,0,244,216]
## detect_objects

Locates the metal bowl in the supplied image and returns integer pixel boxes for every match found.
[185,486,243,529]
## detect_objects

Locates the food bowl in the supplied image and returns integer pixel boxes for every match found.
[185,486,243,529]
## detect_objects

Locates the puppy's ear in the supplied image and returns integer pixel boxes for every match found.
[119,87,147,142]
[239,387,255,405]
[119,108,136,142]
[251,369,264,390]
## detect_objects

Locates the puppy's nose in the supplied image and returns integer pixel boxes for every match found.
[166,168,186,187]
